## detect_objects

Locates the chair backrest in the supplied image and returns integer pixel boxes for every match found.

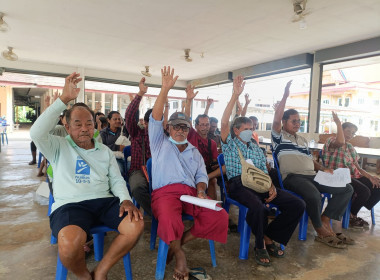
[146,158,153,194]
[217,154,229,203]
[270,145,285,190]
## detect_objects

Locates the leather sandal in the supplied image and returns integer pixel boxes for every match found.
[254,248,271,266]
[266,243,285,258]
[315,235,347,249]
[336,233,355,245]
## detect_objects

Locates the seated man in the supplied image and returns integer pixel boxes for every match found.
[30,72,144,280]
[323,112,380,228]
[183,86,219,200]
[272,80,354,248]
[204,98,222,151]
[125,77,152,215]
[221,76,305,266]
[149,67,228,280]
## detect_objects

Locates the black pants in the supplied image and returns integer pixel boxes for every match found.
[351,176,380,215]
[228,176,305,249]
[31,141,36,152]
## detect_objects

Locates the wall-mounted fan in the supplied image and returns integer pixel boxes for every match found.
[2,47,18,61]
[141,66,152,77]
[0,12,9,32]
[183,49,193,62]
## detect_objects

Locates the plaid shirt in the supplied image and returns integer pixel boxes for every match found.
[125,95,151,174]
[322,136,361,178]
[221,134,268,180]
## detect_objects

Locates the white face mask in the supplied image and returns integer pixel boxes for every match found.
[238,130,252,143]
[169,136,188,145]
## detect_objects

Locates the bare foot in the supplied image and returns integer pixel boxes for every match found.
[173,248,188,280]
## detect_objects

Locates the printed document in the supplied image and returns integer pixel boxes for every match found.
[314,168,351,187]
[180,195,223,211]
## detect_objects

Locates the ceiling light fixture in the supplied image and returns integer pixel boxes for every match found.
[2,47,18,61]
[0,12,10,32]
[141,66,152,77]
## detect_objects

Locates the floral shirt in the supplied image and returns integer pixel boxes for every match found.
[322,136,361,178]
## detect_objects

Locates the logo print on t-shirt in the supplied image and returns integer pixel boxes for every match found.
[76,159,90,175]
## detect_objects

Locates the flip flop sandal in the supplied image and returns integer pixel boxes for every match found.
[254,248,271,267]
[315,235,347,249]
[266,243,285,258]
[336,233,355,245]
[189,267,212,280]
[356,217,370,228]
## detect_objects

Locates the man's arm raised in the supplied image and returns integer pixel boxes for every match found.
[184,84,199,119]
[272,80,292,134]
[221,75,245,143]
[152,66,178,121]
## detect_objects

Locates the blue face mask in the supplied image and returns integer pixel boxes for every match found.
[238,130,252,143]
[169,136,188,145]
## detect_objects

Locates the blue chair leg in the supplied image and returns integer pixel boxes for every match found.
[56,254,68,280]
[342,200,351,229]
[155,238,169,280]
[51,234,57,245]
[122,252,133,280]
[37,152,43,168]
[239,219,251,260]
[150,217,158,250]
[4,133,7,144]
[298,211,308,241]
[237,206,246,233]
[208,240,217,267]
[93,232,105,261]
[371,207,376,225]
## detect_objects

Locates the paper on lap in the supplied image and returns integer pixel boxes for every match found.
[314,168,351,187]
[180,195,223,211]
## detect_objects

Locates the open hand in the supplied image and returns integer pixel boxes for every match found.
[185,84,199,100]
[265,185,277,203]
[369,176,380,188]
[139,77,148,95]
[119,200,144,221]
[332,111,341,125]
[61,72,82,104]
[53,90,60,102]
[161,66,179,90]
[283,80,292,99]
[233,75,245,97]
[244,93,251,105]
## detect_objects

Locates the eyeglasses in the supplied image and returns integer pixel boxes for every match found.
[289,119,301,125]
[171,124,190,132]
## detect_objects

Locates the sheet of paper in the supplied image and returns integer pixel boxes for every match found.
[180,195,223,211]
[314,168,351,188]
[36,181,50,198]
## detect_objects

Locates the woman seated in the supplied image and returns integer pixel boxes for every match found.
[100,111,130,176]
[220,76,305,267]
[322,112,380,228]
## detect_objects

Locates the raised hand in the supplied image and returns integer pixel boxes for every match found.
[272,101,280,111]
[244,93,251,105]
[53,90,60,102]
[138,77,148,95]
[161,66,179,90]
[95,101,102,112]
[44,95,51,108]
[233,75,245,97]
[206,96,214,107]
[60,72,82,104]
[236,101,243,116]
[185,84,199,101]
[332,111,341,125]
[283,80,293,99]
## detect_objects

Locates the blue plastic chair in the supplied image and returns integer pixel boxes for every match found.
[319,150,376,226]
[271,146,333,240]
[55,225,133,280]
[37,152,43,168]
[146,158,216,280]
[0,126,8,145]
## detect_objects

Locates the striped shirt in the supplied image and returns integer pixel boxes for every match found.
[221,134,268,180]
[271,129,315,180]
[322,137,361,178]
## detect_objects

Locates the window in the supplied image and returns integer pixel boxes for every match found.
[344,97,350,107]
[322,99,330,105]
[320,56,380,136]
[172,101,178,109]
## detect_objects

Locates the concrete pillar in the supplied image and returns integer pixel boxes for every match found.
[91,92,95,110]
[308,61,322,137]
[112,94,118,111]
[101,93,105,114]
[76,67,85,103]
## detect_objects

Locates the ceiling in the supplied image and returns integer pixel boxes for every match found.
[0,0,379,82]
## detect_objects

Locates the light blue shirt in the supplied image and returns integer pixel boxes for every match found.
[30,98,131,213]
[148,114,208,190]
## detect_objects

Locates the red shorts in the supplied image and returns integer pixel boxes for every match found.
[151,183,228,245]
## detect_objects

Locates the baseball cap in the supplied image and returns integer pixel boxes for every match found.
[168,112,191,127]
